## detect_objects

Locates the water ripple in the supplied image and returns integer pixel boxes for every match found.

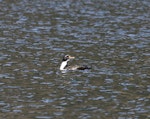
[0,0,149,118]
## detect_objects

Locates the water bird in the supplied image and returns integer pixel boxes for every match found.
[60,55,91,71]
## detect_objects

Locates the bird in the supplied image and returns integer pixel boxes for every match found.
[59,55,91,71]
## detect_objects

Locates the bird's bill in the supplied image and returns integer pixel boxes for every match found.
[69,56,75,59]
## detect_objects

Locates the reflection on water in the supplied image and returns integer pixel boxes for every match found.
[0,0,150,118]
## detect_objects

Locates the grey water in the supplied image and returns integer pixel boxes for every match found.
[0,0,150,119]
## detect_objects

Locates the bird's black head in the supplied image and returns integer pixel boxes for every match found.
[62,55,75,61]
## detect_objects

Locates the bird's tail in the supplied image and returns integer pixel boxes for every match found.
[77,65,91,70]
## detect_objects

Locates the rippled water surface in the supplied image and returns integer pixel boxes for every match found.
[0,0,150,119]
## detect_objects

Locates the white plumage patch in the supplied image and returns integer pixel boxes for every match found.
[60,61,67,70]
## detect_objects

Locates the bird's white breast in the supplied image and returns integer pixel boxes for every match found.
[60,61,67,70]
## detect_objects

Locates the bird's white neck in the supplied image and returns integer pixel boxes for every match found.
[60,61,68,70]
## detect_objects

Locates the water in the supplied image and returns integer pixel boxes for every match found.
[0,0,150,119]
